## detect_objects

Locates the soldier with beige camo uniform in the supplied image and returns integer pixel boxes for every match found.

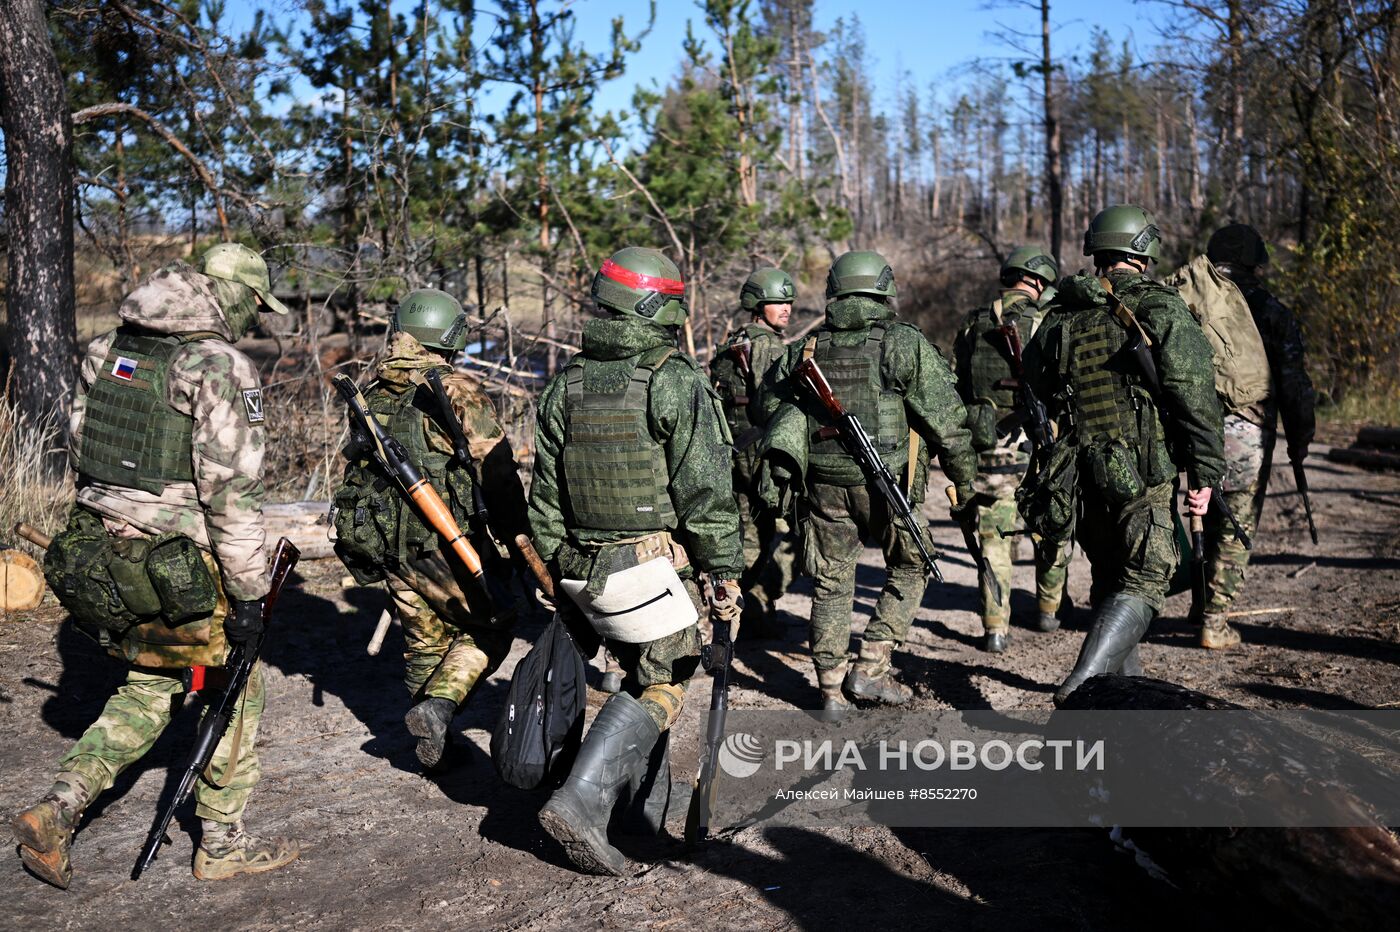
[332,289,530,771]
[11,244,298,888]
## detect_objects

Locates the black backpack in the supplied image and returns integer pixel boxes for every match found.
[491,615,586,789]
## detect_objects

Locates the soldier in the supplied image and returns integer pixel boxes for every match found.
[711,268,800,639]
[528,247,743,875]
[1022,206,1225,705]
[331,289,529,770]
[759,250,977,712]
[11,245,298,887]
[1194,224,1317,649]
[951,246,1071,652]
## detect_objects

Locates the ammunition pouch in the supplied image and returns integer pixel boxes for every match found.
[1015,440,1078,545]
[1086,439,1147,506]
[965,400,999,452]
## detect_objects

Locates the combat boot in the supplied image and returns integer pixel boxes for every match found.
[1054,594,1154,706]
[193,820,299,880]
[404,696,457,770]
[844,641,912,706]
[816,664,852,717]
[539,692,660,876]
[12,778,89,889]
[1199,613,1241,650]
[983,628,1011,653]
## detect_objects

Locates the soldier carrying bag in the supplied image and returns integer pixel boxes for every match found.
[1163,254,1272,413]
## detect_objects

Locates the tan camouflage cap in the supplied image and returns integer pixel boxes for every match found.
[200,243,290,315]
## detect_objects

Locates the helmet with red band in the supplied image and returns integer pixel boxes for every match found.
[590,246,689,325]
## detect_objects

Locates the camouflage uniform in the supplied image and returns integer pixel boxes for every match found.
[14,255,296,887]
[761,293,976,703]
[712,318,798,631]
[530,314,743,732]
[1201,276,1316,620]
[952,290,1070,636]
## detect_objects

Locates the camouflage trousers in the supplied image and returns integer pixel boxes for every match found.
[976,494,1070,632]
[1077,479,1180,613]
[736,484,798,612]
[801,481,929,674]
[55,665,264,824]
[1203,414,1273,616]
[390,581,511,707]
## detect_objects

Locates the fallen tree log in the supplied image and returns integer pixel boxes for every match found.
[263,501,334,560]
[1328,447,1400,471]
[1356,427,1400,450]
[1060,676,1400,932]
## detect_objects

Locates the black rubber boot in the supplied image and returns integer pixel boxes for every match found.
[618,731,671,836]
[539,692,660,875]
[404,696,456,770]
[1037,612,1061,632]
[1053,594,1154,707]
[983,630,1011,653]
[1118,644,1143,677]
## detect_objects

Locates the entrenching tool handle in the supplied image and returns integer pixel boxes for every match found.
[367,608,393,656]
[513,534,555,600]
[1190,515,1205,561]
[14,523,52,550]
[1292,460,1319,545]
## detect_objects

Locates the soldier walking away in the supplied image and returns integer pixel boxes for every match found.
[331,289,530,771]
[528,247,743,875]
[12,244,299,887]
[711,268,800,639]
[1194,224,1317,649]
[952,246,1072,652]
[759,251,977,712]
[1021,207,1225,706]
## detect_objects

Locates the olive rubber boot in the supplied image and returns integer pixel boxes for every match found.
[13,779,88,889]
[193,820,300,880]
[1053,594,1155,706]
[1119,644,1144,677]
[1037,612,1061,632]
[405,696,456,770]
[1199,613,1241,650]
[539,692,660,876]
[983,629,1011,653]
[817,664,852,718]
[844,641,912,706]
[618,731,671,836]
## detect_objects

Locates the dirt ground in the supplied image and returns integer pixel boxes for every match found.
[4,439,1400,931]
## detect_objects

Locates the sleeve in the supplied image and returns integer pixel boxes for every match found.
[745,330,788,427]
[68,332,115,466]
[1141,294,1226,487]
[526,374,569,564]
[653,364,744,579]
[754,341,803,425]
[1253,292,1316,455]
[171,345,269,601]
[885,327,977,499]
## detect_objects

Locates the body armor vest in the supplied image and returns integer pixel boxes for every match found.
[804,324,910,486]
[77,328,198,493]
[965,296,1036,413]
[562,347,679,533]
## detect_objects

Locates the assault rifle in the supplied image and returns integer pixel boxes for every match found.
[795,358,942,582]
[133,537,299,879]
[994,322,1054,451]
[1291,456,1319,545]
[1100,283,1252,552]
[685,586,736,847]
[333,374,496,614]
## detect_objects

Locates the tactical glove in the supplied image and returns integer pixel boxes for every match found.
[710,580,744,624]
[948,489,979,526]
[224,599,265,646]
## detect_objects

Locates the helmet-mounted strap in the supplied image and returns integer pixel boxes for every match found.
[598,258,685,296]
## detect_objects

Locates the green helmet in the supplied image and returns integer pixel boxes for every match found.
[740,267,796,311]
[200,243,290,315]
[590,247,688,326]
[826,250,896,300]
[1207,223,1269,267]
[1083,205,1163,263]
[1001,245,1059,286]
[394,288,469,352]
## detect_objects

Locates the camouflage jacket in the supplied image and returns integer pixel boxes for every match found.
[1237,279,1316,455]
[1026,270,1225,488]
[69,263,270,601]
[713,316,788,478]
[528,315,743,580]
[758,295,977,502]
[369,332,530,547]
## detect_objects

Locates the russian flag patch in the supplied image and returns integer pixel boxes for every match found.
[111,356,139,380]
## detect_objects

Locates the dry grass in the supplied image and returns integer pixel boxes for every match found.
[0,394,74,559]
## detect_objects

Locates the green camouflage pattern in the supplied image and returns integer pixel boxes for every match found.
[976,494,1068,630]
[529,315,743,578]
[391,583,511,705]
[69,263,272,602]
[801,481,931,673]
[1077,478,1181,612]
[56,665,265,823]
[737,487,797,615]
[1203,413,1272,615]
[200,243,290,315]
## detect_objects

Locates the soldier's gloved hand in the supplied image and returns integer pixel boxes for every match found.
[948,489,978,526]
[710,580,743,624]
[224,599,265,646]
[535,585,558,614]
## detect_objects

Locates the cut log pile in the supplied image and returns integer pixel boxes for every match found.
[1328,426,1400,471]
[264,501,334,560]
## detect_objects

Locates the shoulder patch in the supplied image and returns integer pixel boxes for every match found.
[241,388,265,425]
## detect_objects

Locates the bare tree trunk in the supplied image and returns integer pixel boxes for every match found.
[1041,0,1063,263]
[1185,86,1203,210]
[0,0,78,442]
[1226,0,1246,213]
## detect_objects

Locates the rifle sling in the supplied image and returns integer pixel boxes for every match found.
[201,671,251,789]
